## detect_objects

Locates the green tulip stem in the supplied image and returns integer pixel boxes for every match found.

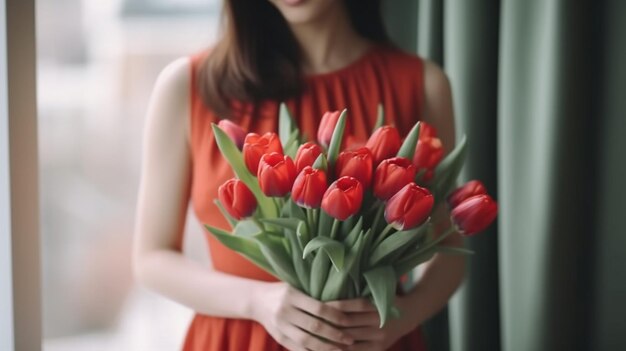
[272,198,281,213]
[330,218,340,239]
[373,223,396,248]
[370,202,385,233]
[306,208,318,235]
[427,225,459,250]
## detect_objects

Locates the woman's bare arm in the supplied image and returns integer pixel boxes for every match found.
[132,57,267,319]
[132,58,360,351]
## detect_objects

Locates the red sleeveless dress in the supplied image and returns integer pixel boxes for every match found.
[183,43,428,351]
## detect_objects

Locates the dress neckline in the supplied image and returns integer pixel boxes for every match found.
[304,43,382,81]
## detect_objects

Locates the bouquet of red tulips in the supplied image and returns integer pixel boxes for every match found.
[207,105,498,327]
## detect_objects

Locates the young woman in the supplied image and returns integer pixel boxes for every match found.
[133,0,465,350]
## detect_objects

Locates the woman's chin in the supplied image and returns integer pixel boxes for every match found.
[270,0,338,25]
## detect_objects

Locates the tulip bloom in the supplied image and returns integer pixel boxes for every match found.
[321,176,363,220]
[373,157,417,200]
[365,126,402,165]
[242,132,283,175]
[217,119,246,150]
[291,166,328,208]
[419,121,437,140]
[335,147,374,188]
[385,183,434,230]
[218,178,257,220]
[257,152,297,197]
[451,194,498,236]
[413,137,444,182]
[317,110,342,148]
[294,142,323,173]
[447,180,487,209]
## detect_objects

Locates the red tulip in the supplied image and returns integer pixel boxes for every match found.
[242,132,283,175]
[317,110,342,148]
[373,157,417,200]
[419,121,437,140]
[344,134,367,149]
[335,147,374,188]
[447,180,487,209]
[291,166,328,208]
[295,142,323,173]
[321,176,363,220]
[217,119,246,150]
[385,183,434,230]
[451,194,498,236]
[218,178,257,220]
[365,126,402,165]
[413,137,444,182]
[257,152,297,197]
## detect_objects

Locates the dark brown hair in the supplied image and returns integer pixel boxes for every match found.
[198,0,389,118]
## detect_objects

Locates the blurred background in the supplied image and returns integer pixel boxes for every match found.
[34,0,626,350]
[37,0,218,349]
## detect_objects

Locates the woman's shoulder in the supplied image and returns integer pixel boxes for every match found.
[377,44,447,80]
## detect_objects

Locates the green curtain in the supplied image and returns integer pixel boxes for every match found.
[384,1,626,350]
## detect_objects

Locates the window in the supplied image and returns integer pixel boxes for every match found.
[36,0,219,349]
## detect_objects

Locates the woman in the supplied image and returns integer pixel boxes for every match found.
[133,0,465,350]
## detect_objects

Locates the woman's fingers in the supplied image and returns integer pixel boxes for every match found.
[290,290,351,327]
[287,307,355,345]
[326,299,377,313]
[282,324,343,351]
[345,341,384,351]
[343,312,380,327]
[342,327,385,341]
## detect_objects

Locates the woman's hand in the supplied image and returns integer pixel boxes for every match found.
[251,282,357,351]
[327,296,419,351]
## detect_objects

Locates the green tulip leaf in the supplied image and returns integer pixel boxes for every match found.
[368,224,429,267]
[295,221,308,251]
[211,124,277,218]
[204,225,276,277]
[343,216,364,247]
[396,121,421,160]
[283,129,301,158]
[312,153,328,171]
[233,219,262,237]
[432,135,468,198]
[260,217,302,232]
[213,199,237,229]
[326,109,348,171]
[363,266,397,327]
[373,103,385,133]
[321,232,366,301]
[279,103,298,146]
[284,229,310,293]
[255,233,301,289]
[347,231,367,284]
[318,210,334,237]
[309,250,331,299]
[302,237,345,272]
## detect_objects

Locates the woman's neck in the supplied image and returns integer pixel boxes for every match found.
[287,5,373,75]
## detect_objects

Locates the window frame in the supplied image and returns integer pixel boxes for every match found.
[1,0,41,350]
